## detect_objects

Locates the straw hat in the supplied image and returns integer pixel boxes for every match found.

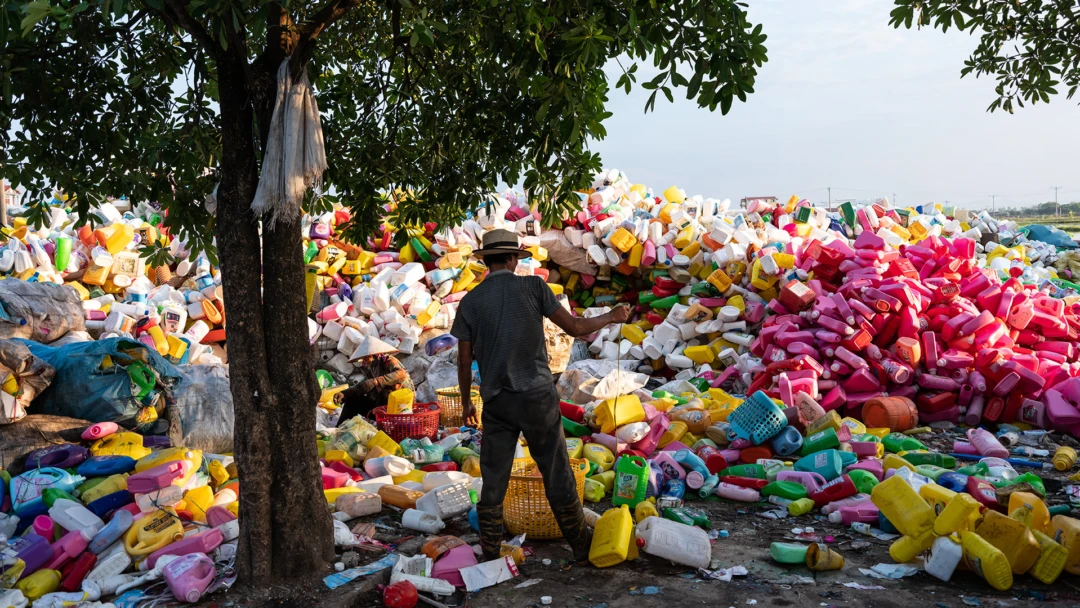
[348,336,399,362]
[471,229,528,258]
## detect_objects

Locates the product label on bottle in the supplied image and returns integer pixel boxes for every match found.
[615,472,637,500]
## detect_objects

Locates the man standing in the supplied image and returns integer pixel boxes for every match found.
[450,229,631,563]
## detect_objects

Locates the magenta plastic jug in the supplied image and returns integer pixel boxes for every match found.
[147,527,224,568]
[651,452,686,481]
[431,543,477,587]
[163,552,216,602]
[127,460,193,494]
[777,471,827,494]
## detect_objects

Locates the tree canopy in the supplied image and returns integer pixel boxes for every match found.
[4,0,769,244]
[890,0,1080,113]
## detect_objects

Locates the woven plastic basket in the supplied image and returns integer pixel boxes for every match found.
[373,403,441,442]
[435,387,483,428]
[728,390,787,445]
[503,458,587,539]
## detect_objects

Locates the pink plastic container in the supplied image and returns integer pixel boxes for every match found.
[163,552,216,602]
[44,529,92,571]
[81,422,119,441]
[147,528,224,568]
[776,471,826,494]
[714,482,761,502]
[966,428,1009,459]
[127,461,193,494]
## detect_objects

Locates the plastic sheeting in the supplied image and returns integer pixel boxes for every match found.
[0,280,85,343]
[171,364,234,453]
[0,339,55,424]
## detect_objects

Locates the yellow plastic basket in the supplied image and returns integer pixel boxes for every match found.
[436,386,483,428]
[503,458,587,539]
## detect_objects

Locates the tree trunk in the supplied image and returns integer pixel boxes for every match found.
[215,54,334,586]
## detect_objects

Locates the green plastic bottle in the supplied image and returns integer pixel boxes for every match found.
[651,295,679,309]
[42,488,80,508]
[915,464,951,481]
[882,433,925,454]
[638,292,659,306]
[800,428,840,456]
[989,471,1045,496]
[719,463,766,479]
[562,417,591,437]
[761,481,808,501]
[663,507,710,529]
[846,469,879,494]
[303,240,319,264]
[688,377,711,393]
[957,461,990,477]
[901,452,955,468]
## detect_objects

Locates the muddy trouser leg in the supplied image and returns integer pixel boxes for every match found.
[516,384,590,561]
[477,390,519,560]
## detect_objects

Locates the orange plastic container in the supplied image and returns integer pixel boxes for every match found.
[861,397,918,432]
[378,485,424,509]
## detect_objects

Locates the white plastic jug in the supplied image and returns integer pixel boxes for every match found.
[616,422,651,444]
[48,499,104,536]
[422,471,472,492]
[925,534,963,582]
[636,516,712,569]
[401,509,445,534]
[135,486,185,512]
[415,482,472,520]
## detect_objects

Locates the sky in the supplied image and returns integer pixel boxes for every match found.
[589,0,1080,211]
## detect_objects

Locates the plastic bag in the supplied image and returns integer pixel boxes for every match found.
[0,281,85,344]
[171,364,233,453]
[0,339,55,425]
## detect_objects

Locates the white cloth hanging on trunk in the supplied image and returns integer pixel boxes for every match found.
[251,58,328,228]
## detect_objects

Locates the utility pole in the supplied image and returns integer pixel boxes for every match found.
[892,193,897,207]
[1053,186,1062,216]
[990,194,997,214]
[827,186,831,208]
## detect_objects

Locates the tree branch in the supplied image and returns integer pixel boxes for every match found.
[162,0,225,63]
[289,0,360,75]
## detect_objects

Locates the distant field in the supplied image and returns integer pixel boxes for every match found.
[1000,216,1080,235]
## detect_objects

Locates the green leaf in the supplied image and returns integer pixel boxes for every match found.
[661,85,673,103]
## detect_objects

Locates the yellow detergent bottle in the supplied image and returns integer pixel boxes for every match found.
[882,453,916,474]
[135,447,203,473]
[590,504,633,568]
[1008,491,1050,534]
[960,531,1014,591]
[1051,515,1080,574]
[184,485,214,523]
[871,475,935,538]
[367,431,403,457]
[392,469,426,486]
[16,569,60,601]
[933,493,981,536]
[920,484,981,531]
[635,500,659,523]
[80,474,129,505]
[387,388,415,415]
[91,432,151,460]
[566,438,584,460]
[324,487,363,507]
[583,444,615,472]
[975,510,1040,574]
[594,395,646,435]
[592,470,616,493]
[658,421,688,449]
[124,508,185,558]
[1029,529,1068,584]
[324,450,354,468]
[207,460,230,489]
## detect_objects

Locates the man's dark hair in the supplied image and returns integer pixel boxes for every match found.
[484,252,516,267]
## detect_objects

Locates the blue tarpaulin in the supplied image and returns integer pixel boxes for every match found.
[19,337,181,426]
[1023,224,1079,249]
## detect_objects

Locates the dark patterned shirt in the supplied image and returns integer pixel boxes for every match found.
[450,270,560,401]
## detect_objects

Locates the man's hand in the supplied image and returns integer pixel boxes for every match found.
[462,399,478,427]
[609,304,631,324]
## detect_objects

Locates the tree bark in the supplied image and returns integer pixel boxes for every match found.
[214,51,334,585]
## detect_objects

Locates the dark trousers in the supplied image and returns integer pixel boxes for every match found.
[336,388,381,426]
[476,384,589,560]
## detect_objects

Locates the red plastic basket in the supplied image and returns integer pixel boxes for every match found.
[373,403,441,442]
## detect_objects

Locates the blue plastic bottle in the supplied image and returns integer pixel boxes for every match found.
[89,509,134,554]
[793,450,856,482]
[769,426,804,457]
[936,472,969,493]
[86,490,134,519]
[9,468,85,516]
[673,450,709,477]
[78,456,137,478]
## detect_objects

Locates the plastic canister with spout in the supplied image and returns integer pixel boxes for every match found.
[960,531,1014,590]
[870,475,934,539]
[163,552,215,603]
[975,510,1040,574]
[925,534,963,582]
[589,504,633,568]
[636,516,712,568]
[401,509,445,534]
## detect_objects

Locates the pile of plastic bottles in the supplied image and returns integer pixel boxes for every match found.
[0,195,226,366]
[0,423,237,605]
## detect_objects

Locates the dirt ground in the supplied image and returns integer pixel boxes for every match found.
[201,427,1080,607]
